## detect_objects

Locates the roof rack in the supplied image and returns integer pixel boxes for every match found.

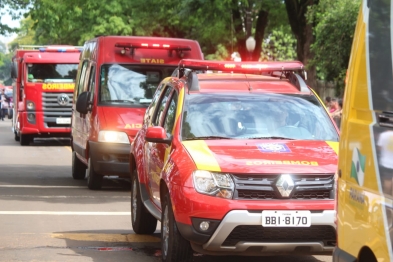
[175,59,309,93]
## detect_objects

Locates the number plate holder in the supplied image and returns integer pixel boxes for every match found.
[262,210,311,227]
[56,118,71,124]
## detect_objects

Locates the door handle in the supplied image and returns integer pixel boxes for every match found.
[378,112,393,128]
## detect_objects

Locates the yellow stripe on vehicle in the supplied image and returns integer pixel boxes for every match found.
[182,140,221,172]
[326,141,339,155]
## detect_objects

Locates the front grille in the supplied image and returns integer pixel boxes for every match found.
[222,225,336,246]
[233,174,334,200]
[42,92,73,128]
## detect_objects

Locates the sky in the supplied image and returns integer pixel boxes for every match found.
[0,13,20,44]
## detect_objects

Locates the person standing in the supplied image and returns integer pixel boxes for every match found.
[331,98,343,129]
[0,89,7,121]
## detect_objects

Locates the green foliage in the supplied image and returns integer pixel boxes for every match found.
[0,0,30,35]
[261,26,297,61]
[205,44,230,60]
[307,0,361,93]
[0,41,13,83]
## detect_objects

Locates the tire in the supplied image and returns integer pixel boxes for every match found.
[72,151,86,180]
[161,193,193,262]
[14,132,20,141]
[87,157,103,190]
[131,171,157,234]
[20,134,31,146]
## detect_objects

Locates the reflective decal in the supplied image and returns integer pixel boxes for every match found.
[42,83,75,90]
[326,141,339,155]
[246,160,319,166]
[182,141,221,172]
[257,143,291,153]
[125,123,142,129]
[140,58,165,64]
[351,148,366,186]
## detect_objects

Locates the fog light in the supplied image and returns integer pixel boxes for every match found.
[27,113,36,123]
[199,221,210,231]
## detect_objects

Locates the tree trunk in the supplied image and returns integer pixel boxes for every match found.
[285,0,317,88]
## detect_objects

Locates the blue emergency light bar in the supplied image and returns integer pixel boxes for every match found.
[39,46,83,53]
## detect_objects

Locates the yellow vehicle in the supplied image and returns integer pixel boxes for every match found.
[333,0,393,261]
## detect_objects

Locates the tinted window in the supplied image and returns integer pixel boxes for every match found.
[163,92,178,136]
[27,63,78,83]
[182,93,339,141]
[153,87,173,126]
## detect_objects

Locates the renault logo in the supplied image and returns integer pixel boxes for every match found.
[57,94,69,106]
[276,174,294,197]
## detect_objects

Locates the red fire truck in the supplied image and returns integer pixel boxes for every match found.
[11,45,82,145]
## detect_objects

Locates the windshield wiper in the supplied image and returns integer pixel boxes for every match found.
[247,136,295,140]
[104,100,135,103]
[184,136,233,140]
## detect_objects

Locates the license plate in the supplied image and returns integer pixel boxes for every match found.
[262,210,311,227]
[56,118,71,124]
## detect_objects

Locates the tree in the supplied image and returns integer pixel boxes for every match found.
[308,0,361,95]
[285,0,319,87]
[0,0,30,35]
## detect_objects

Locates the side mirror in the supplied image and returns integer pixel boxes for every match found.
[76,91,91,114]
[11,61,18,79]
[145,126,172,145]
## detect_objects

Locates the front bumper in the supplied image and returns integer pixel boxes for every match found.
[188,210,336,256]
[89,141,130,177]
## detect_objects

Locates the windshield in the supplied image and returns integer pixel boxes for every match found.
[27,63,78,83]
[99,64,176,107]
[181,93,339,141]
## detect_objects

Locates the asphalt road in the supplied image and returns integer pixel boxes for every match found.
[0,119,332,262]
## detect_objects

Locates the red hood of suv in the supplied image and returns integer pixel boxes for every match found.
[182,140,338,174]
[98,106,146,138]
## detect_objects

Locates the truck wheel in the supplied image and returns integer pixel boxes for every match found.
[161,193,193,262]
[131,171,157,234]
[20,134,31,146]
[87,157,102,190]
[14,132,20,141]
[72,151,86,180]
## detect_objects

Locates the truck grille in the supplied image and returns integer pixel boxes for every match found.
[233,174,334,200]
[42,92,73,128]
[222,225,336,246]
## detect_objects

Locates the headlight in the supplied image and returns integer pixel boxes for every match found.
[98,131,130,144]
[192,170,234,199]
[26,100,35,110]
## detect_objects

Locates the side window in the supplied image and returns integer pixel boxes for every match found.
[87,65,96,101]
[163,92,178,137]
[75,61,88,100]
[152,87,173,127]
[144,83,165,123]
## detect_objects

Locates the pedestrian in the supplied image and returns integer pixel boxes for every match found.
[329,98,339,114]
[0,89,8,121]
[324,96,332,111]
[331,98,343,129]
[377,130,393,196]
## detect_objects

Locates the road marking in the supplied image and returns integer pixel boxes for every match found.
[0,211,131,215]
[52,233,160,243]
[0,185,86,188]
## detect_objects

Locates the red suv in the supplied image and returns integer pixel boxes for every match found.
[130,59,339,261]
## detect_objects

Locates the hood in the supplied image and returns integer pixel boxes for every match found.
[98,106,146,138]
[182,140,338,174]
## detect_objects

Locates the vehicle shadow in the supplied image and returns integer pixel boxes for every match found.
[52,230,330,262]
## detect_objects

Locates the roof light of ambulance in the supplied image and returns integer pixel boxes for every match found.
[224,64,236,69]
[39,47,46,52]
[141,43,149,47]
[163,44,170,48]
[240,64,270,69]
[57,48,66,52]
[152,44,160,47]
